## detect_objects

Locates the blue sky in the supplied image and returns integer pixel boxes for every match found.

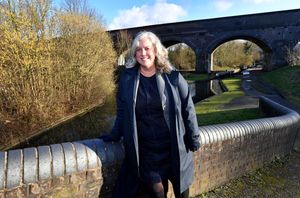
[53,0,300,30]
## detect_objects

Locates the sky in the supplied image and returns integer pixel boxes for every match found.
[53,0,300,30]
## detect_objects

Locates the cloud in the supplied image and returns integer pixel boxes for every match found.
[108,0,186,30]
[243,0,275,4]
[213,0,234,12]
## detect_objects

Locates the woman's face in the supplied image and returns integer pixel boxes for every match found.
[135,37,156,71]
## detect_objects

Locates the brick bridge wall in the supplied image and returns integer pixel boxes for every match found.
[0,96,299,197]
[110,9,300,73]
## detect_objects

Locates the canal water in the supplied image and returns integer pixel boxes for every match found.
[13,79,225,149]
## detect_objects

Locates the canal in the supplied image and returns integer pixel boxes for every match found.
[12,79,226,149]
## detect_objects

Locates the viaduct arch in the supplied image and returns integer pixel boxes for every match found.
[109,9,300,73]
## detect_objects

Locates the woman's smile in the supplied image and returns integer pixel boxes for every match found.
[135,37,156,72]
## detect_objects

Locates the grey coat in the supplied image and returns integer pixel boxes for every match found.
[109,67,200,196]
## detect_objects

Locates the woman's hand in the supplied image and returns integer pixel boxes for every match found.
[189,141,200,152]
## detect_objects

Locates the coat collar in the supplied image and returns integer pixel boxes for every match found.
[156,72,167,111]
[156,72,171,130]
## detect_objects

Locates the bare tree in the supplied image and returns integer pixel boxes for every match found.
[168,43,196,70]
[213,40,262,70]
[115,30,132,57]
[61,0,95,18]
[285,45,300,66]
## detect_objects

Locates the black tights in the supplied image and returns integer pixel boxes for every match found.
[146,180,189,198]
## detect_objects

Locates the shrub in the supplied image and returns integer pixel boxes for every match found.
[0,0,116,149]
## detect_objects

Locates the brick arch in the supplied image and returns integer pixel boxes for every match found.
[160,36,198,53]
[284,39,300,50]
[161,37,198,70]
[201,34,273,72]
[206,34,272,54]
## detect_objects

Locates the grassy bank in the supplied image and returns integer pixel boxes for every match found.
[182,73,211,82]
[257,65,300,105]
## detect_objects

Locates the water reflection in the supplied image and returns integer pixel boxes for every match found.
[190,79,225,103]
[12,95,116,149]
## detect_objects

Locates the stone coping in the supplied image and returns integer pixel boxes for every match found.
[0,96,299,191]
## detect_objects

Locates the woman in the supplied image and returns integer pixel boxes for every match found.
[101,31,200,198]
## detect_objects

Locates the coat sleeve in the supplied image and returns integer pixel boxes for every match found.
[177,72,200,151]
[105,75,125,141]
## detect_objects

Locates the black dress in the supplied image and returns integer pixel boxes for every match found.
[135,74,172,184]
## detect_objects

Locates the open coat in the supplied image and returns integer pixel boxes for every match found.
[108,67,200,197]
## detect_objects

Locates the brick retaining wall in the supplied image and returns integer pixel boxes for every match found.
[0,96,299,197]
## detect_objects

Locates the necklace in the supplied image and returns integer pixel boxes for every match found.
[140,67,156,77]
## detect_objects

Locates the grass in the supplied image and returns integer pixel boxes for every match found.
[197,108,264,126]
[212,65,236,71]
[194,77,265,126]
[197,154,293,197]
[182,72,211,82]
[196,78,244,113]
[257,65,300,106]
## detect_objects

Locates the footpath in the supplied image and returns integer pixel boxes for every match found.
[198,70,300,197]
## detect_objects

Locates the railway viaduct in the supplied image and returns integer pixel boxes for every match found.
[110,9,300,73]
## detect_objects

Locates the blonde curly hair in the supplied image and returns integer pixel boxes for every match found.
[125,31,174,73]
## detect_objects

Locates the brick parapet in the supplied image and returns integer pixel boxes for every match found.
[0,96,299,197]
[0,139,123,197]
